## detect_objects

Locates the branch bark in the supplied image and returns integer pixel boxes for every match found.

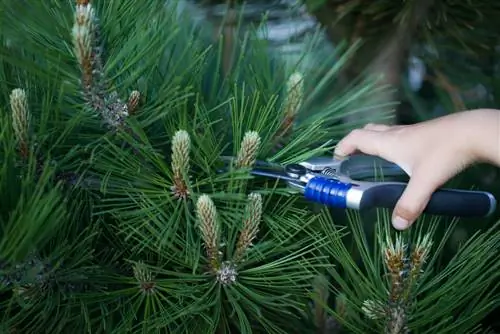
[207,0,237,77]
[307,0,436,125]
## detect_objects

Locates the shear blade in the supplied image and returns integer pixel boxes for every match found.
[249,169,299,183]
[218,156,298,183]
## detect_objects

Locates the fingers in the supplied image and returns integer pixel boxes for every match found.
[334,128,389,158]
[334,123,445,231]
[391,169,440,230]
[363,123,392,132]
[334,123,398,157]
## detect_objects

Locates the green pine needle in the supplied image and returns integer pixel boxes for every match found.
[0,0,498,332]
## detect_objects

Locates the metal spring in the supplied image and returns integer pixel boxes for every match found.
[321,167,337,176]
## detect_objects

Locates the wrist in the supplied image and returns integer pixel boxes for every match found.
[467,109,500,166]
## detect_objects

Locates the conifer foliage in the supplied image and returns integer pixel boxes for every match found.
[0,1,499,333]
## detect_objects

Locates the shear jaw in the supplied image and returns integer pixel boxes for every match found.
[298,156,353,183]
[297,156,343,172]
[217,155,352,193]
[284,156,350,193]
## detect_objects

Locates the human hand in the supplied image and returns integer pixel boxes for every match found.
[333,109,500,230]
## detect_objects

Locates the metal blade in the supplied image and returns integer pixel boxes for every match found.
[249,169,300,183]
[219,156,299,183]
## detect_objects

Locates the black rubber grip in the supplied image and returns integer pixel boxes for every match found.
[339,154,407,180]
[358,183,496,217]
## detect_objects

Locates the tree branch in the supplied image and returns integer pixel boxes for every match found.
[307,0,436,124]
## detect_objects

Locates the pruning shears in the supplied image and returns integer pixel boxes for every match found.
[220,154,497,218]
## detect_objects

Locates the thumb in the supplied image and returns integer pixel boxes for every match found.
[391,171,439,230]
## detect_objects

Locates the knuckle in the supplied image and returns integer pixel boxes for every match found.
[349,128,364,137]
[363,123,376,129]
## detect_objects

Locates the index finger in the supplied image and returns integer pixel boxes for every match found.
[334,128,387,158]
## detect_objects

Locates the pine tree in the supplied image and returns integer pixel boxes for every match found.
[0,1,499,333]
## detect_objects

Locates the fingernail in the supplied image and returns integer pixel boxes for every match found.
[334,153,347,161]
[392,216,409,230]
[334,148,346,158]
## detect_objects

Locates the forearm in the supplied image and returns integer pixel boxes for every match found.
[468,109,500,167]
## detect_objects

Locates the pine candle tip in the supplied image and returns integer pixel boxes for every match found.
[288,72,304,87]
[173,129,190,145]
[247,192,261,202]
[127,90,141,114]
[10,88,26,99]
[383,234,409,312]
[233,192,262,263]
[72,2,95,89]
[196,194,220,271]
[414,233,433,261]
[235,131,261,169]
[196,195,217,226]
[171,130,191,199]
[197,194,212,208]
[10,88,28,113]
[9,88,30,150]
[272,72,304,152]
[409,233,433,281]
[285,71,304,113]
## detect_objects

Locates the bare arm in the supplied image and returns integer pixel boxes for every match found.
[468,109,500,167]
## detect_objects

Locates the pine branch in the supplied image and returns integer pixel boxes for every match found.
[71,1,130,129]
[317,206,500,333]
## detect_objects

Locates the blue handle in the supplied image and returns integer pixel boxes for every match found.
[303,176,496,217]
[304,177,352,209]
